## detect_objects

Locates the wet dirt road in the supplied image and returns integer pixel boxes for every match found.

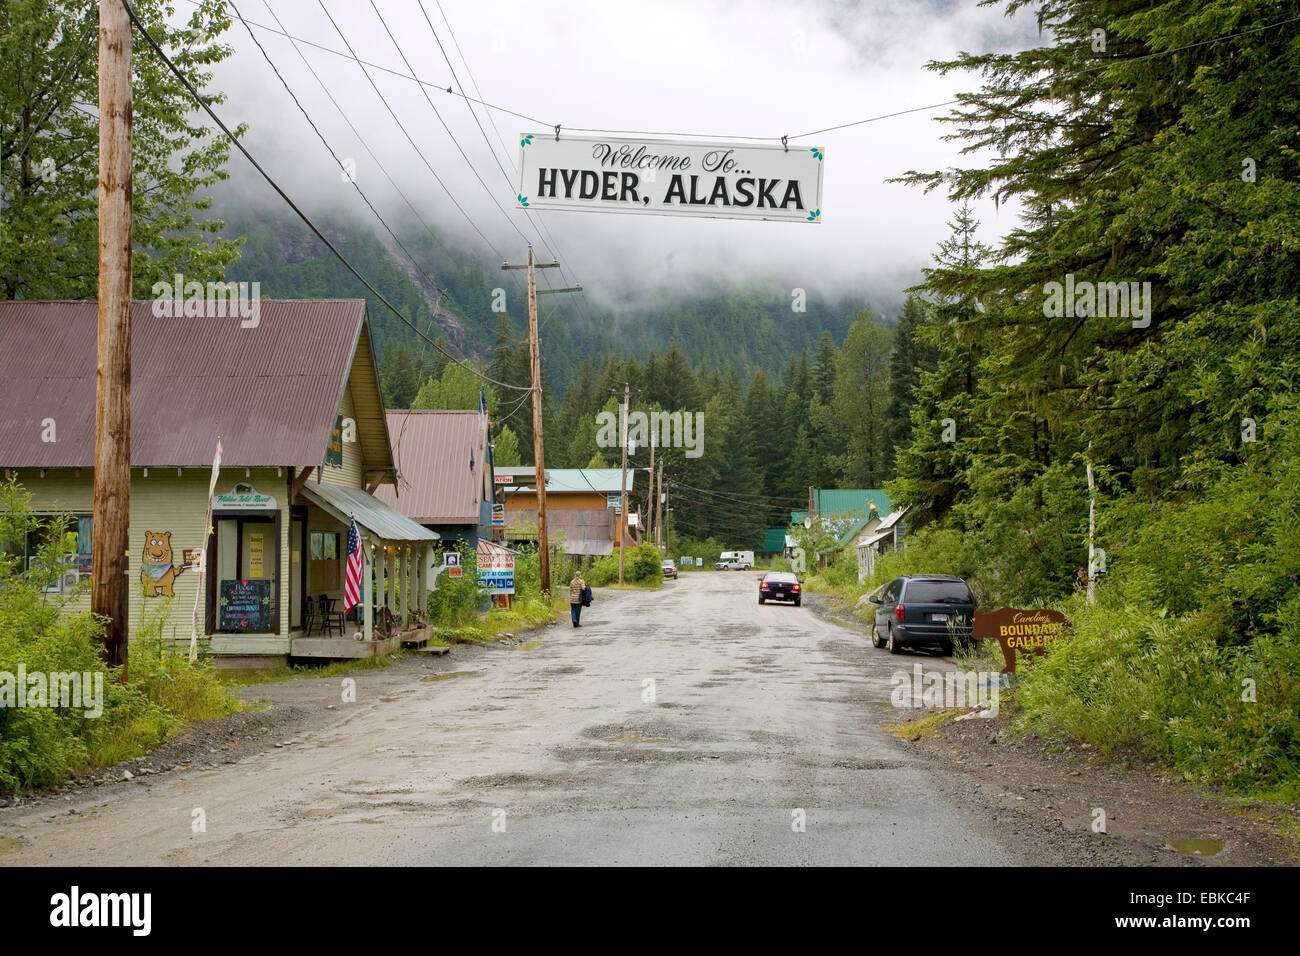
[1,571,1014,866]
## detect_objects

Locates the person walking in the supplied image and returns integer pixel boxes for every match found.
[569,571,587,627]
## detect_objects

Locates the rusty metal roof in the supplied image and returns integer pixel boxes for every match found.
[299,482,440,543]
[374,409,489,525]
[0,299,379,468]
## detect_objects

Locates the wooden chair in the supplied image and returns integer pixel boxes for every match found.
[302,596,317,636]
[318,594,345,638]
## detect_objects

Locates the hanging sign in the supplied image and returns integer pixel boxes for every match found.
[517,134,824,223]
[214,483,277,511]
[323,413,344,467]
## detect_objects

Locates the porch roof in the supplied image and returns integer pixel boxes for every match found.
[300,483,440,543]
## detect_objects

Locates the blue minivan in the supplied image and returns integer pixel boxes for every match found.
[869,574,976,655]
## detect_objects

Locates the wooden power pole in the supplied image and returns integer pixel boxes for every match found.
[655,460,663,550]
[618,383,629,585]
[647,428,655,547]
[95,0,133,676]
[502,247,579,596]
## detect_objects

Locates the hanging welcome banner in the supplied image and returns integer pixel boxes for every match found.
[517,134,824,223]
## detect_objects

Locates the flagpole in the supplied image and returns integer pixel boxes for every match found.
[191,436,222,661]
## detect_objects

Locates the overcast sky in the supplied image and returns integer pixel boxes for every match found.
[198,0,1042,313]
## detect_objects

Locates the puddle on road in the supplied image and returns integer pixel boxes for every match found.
[55,811,101,825]
[608,731,670,744]
[421,670,478,682]
[517,639,544,651]
[1170,838,1224,856]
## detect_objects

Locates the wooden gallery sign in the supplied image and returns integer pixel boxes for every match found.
[971,607,1069,674]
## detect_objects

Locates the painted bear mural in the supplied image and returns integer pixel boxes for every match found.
[141,531,184,597]
[971,607,1068,674]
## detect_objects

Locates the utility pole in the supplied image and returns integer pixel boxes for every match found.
[618,383,630,585]
[1086,450,1097,605]
[95,0,133,677]
[655,460,663,550]
[647,428,655,548]
[502,247,580,596]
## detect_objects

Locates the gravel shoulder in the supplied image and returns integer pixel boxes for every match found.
[0,628,556,812]
[804,589,1300,866]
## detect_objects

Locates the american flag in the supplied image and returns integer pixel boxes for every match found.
[343,517,363,613]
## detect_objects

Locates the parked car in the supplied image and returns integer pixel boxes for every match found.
[661,559,678,579]
[758,570,801,606]
[868,574,975,655]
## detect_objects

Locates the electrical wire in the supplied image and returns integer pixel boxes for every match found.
[177,0,553,127]
[367,0,533,250]
[181,0,1300,146]
[667,480,809,504]
[310,0,505,260]
[123,0,531,393]
[231,0,449,297]
[415,0,592,326]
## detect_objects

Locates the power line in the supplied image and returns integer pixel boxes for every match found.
[177,0,553,128]
[123,0,530,393]
[412,0,581,314]
[367,0,533,251]
[416,0,520,206]
[310,0,506,260]
[668,480,808,504]
[183,0,1300,147]
[230,0,449,298]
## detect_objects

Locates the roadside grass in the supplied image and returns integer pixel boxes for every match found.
[479,592,566,636]
[793,470,1300,800]
[884,709,962,740]
[218,650,406,687]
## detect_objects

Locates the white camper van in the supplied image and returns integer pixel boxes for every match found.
[715,550,754,570]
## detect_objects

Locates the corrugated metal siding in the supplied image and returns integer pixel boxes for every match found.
[375,410,488,524]
[0,300,370,468]
[497,469,632,494]
[16,467,291,648]
[300,482,440,542]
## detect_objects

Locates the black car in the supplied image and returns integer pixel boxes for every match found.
[759,571,801,606]
[869,574,975,654]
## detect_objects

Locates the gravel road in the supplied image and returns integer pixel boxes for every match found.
[0,571,1138,866]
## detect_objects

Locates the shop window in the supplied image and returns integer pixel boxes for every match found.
[310,531,341,591]
[2,514,91,593]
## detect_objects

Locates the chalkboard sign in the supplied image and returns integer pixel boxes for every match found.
[219,579,272,631]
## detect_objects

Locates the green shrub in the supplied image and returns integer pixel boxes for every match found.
[583,545,663,586]
[0,480,238,793]
[585,554,619,587]
[426,542,482,625]
[626,543,664,584]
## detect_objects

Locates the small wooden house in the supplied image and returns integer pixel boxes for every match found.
[0,299,438,667]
